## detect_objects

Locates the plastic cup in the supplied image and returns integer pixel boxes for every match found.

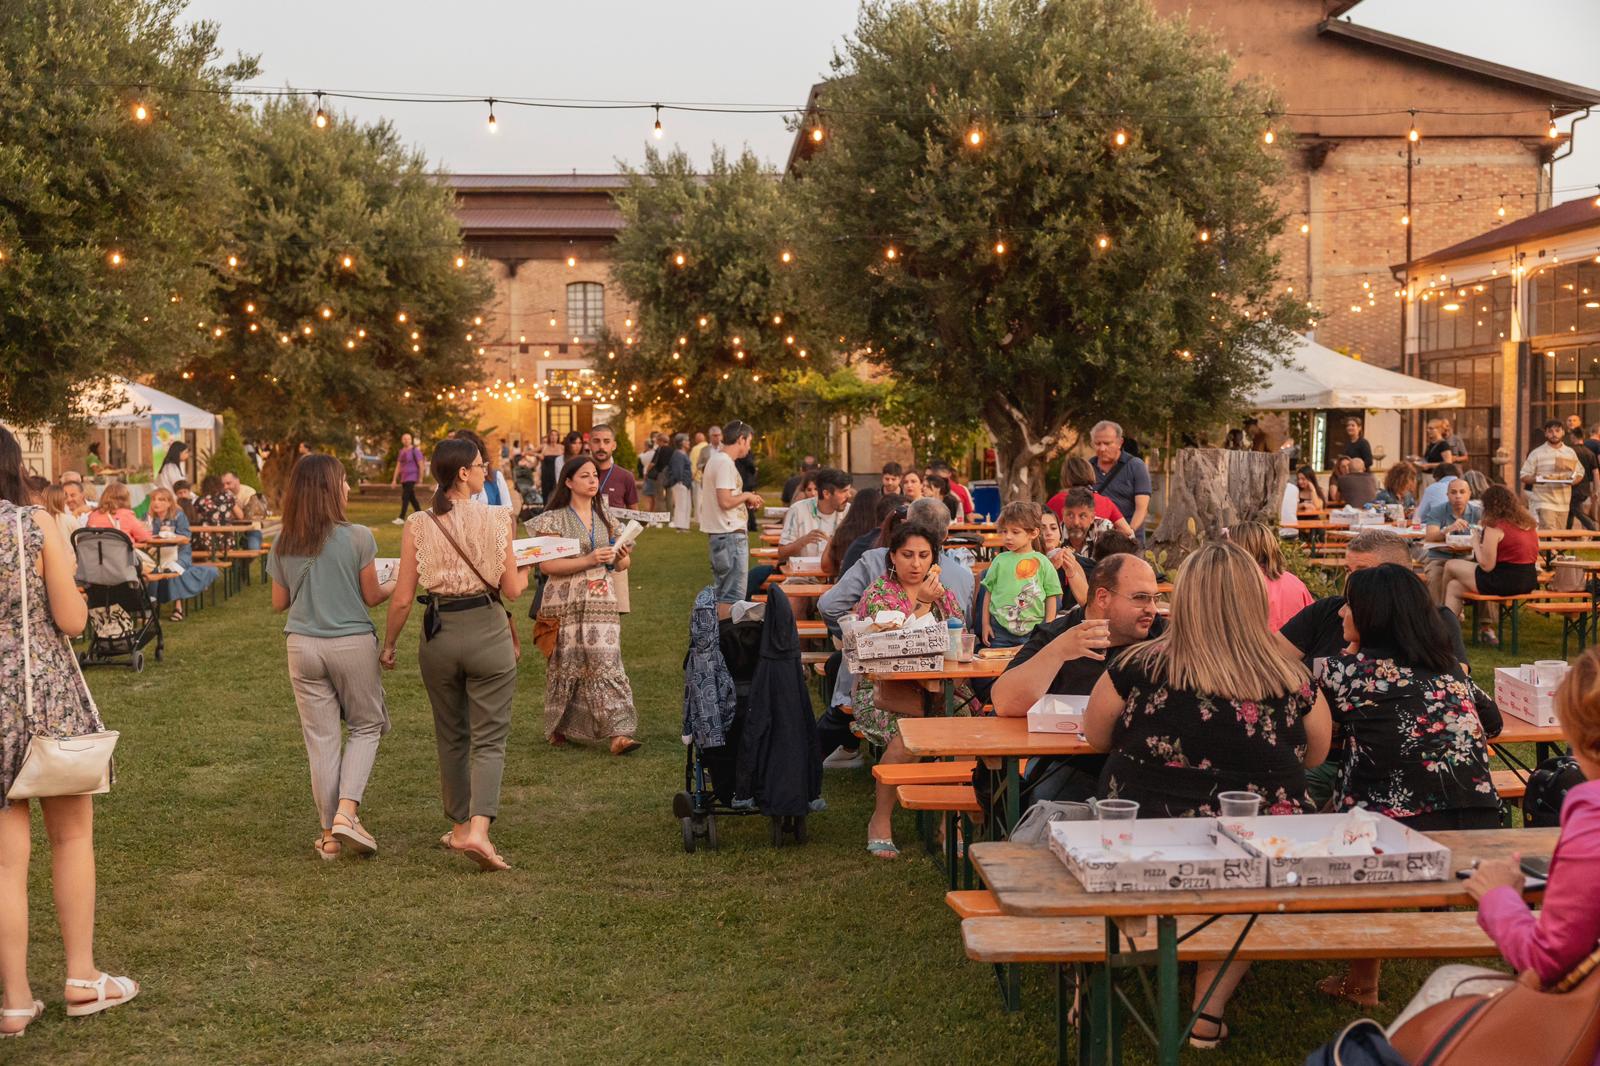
[959,633,977,662]
[1217,791,1263,818]
[1096,798,1139,850]
[1535,660,1569,688]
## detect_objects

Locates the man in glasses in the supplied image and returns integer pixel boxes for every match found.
[992,550,1162,804]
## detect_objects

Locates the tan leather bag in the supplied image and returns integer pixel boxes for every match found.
[1391,946,1600,1065]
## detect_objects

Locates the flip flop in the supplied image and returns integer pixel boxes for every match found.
[610,737,643,756]
[866,839,900,859]
[456,841,511,872]
[331,815,377,856]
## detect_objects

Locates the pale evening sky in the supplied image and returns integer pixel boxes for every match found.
[183,0,1600,197]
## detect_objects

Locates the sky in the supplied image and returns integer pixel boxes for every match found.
[183,0,1600,196]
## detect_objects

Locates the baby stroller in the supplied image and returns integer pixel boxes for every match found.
[72,527,162,671]
[675,585,823,851]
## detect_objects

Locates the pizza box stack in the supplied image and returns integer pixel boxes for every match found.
[839,613,947,675]
[1048,818,1265,893]
[1494,666,1560,728]
[1218,810,1450,888]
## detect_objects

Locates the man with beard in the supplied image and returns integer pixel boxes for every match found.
[587,424,638,511]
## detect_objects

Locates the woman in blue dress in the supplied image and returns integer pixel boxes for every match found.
[145,487,217,621]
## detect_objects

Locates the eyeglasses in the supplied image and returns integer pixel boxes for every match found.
[1111,590,1161,607]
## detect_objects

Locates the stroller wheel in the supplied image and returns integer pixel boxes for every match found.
[705,814,719,851]
[770,817,784,848]
[792,815,808,845]
[681,817,697,854]
[671,791,694,821]
[130,652,145,673]
[154,645,163,663]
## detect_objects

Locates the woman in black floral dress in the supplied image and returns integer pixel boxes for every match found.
[193,474,237,558]
[1085,542,1333,1049]
[1315,562,1501,1008]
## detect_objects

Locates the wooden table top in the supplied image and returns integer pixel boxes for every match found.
[1329,526,1424,538]
[899,714,1097,757]
[1280,521,1341,531]
[949,522,997,533]
[759,532,780,545]
[144,536,188,546]
[795,620,830,640]
[778,582,834,598]
[751,547,779,559]
[191,524,256,534]
[971,827,1559,918]
[1536,529,1600,540]
[1493,720,1565,746]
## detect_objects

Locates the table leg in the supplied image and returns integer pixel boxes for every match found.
[944,679,956,717]
[1005,756,1020,840]
[1156,916,1181,1066]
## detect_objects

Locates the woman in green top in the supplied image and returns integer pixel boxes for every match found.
[268,455,395,861]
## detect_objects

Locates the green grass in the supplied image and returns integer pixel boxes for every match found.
[7,498,1567,1064]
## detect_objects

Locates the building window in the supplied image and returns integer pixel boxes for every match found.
[1530,261,1600,341]
[1417,276,1512,354]
[566,282,604,340]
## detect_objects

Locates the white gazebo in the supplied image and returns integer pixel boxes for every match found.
[51,378,220,485]
[1247,334,1465,410]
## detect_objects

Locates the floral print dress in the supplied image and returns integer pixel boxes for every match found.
[1101,653,1316,818]
[849,575,965,747]
[194,490,237,557]
[1318,651,1499,823]
[0,502,104,808]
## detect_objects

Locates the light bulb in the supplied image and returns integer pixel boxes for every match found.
[698,316,708,327]
[226,254,239,269]
[1263,129,1275,145]
[1113,129,1127,147]
[320,307,333,319]
[1408,126,1419,143]
[1548,119,1560,139]
[549,313,558,327]
[967,127,983,147]
[885,246,897,260]
[107,250,124,267]
[772,313,782,325]
[1400,214,1411,226]
[244,302,256,314]
[732,335,742,346]
[810,126,824,143]
[673,253,686,267]
[341,254,354,270]
[397,311,408,323]
[653,105,663,139]
[994,240,1006,255]
[566,255,577,268]
[1198,229,1210,243]
[780,250,793,264]
[313,92,329,128]
[473,316,483,325]
[1096,236,1110,250]
[132,101,150,123]
[487,99,498,134]
[1300,223,1310,235]
[455,255,466,269]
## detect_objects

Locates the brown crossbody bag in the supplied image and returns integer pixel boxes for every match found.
[424,511,521,659]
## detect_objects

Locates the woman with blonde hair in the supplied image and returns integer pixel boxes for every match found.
[145,487,217,622]
[84,482,150,545]
[1228,521,1313,630]
[39,484,78,551]
[1085,539,1332,1049]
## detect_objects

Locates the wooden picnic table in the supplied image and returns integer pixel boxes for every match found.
[795,619,830,641]
[899,714,1094,833]
[777,582,833,600]
[1493,719,1567,772]
[971,826,1559,1066]
[949,521,997,533]
[751,546,779,560]
[867,653,1015,716]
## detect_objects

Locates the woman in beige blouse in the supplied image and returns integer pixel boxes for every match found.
[382,439,526,871]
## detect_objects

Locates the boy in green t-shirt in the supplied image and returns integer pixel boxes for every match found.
[980,501,1061,647]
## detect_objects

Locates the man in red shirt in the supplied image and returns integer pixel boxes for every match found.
[588,424,639,511]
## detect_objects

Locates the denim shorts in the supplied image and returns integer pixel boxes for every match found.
[708,532,748,603]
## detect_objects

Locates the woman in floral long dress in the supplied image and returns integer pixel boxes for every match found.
[1315,562,1501,1010]
[851,522,967,860]
[193,475,237,558]
[528,457,639,756]
[1085,541,1333,1049]
[0,428,137,1034]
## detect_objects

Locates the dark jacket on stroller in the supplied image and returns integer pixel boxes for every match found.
[735,586,822,817]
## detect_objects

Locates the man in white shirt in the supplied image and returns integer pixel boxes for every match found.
[1521,419,1583,529]
[778,468,851,562]
[699,421,763,603]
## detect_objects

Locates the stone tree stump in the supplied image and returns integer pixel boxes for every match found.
[1153,448,1288,556]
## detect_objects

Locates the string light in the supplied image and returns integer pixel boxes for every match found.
[771,313,782,325]
[226,254,239,269]
[884,245,897,260]
[397,311,408,322]
[1198,229,1210,243]
[132,100,150,123]
[340,253,354,270]
[1407,124,1420,143]
[1400,213,1411,226]
[1548,112,1560,139]
[1095,236,1110,250]
[1300,222,1310,235]
[1112,129,1128,147]
[1498,196,1507,219]
[653,104,663,139]
[486,98,498,134]
[313,92,328,129]
[454,254,466,268]
[319,306,333,319]
[1262,128,1274,146]
[731,335,742,346]
[548,311,558,327]
[966,126,983,147]
[566,253,577,268]
[809,126,824,144]
[698,316,708,327]
[993,240,1007,255]
[780,250,793,264]
[673,252,686,267]
[107,250,124,267]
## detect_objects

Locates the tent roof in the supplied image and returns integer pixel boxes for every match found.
[1247,334,1465,411]
[84,378,217,430]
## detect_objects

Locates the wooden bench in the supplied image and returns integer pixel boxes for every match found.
[946,889,1002,919]
[962,911,1494,965]
[226,548,270,584]
[897,783,981,813]
[1528,600,1595,657]
[898,784,982,891]
[874,761,976,786]
[1460,590,1588,654]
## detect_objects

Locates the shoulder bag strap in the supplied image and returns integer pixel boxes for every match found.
[1093,456,1128,495]
[424,510,502,602]
[17,509,32,724]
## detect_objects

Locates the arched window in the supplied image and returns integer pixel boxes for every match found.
[566,282,604,340]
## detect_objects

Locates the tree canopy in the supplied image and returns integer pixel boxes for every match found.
[793,0,1311,499]
[154,97,492,457]
[0,0,254,427]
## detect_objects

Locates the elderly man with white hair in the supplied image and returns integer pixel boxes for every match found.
[815,497,977,769]
[1088,420,1152,542]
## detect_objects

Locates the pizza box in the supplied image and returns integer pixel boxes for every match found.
[1494,667,1560,727]
[1048,818,1265,893]
[1027,693,1087,734]
[512,536,582,567]
[839,614,948,659]
[1218,810,1450,887]
[844,651,944,676]
[611,508,669,526]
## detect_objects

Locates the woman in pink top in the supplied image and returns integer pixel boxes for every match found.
[1388,646,1600,1050]
[83,482,150,544]
[1229,521,1313,631]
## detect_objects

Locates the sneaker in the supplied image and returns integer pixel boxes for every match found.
[1477,626,1500,647]
[392,517,405,525]
[823,745,864,770]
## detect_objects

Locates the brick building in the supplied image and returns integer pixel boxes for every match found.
[788,0,1598,472]
[449,174,637,454]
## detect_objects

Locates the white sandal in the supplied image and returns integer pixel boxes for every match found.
[0,1000,43,1037]
[65,973,139,1018]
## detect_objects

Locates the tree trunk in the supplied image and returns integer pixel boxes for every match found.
[1153,448,1288,556]
[260,444,297,506]
[981,397,1058,503]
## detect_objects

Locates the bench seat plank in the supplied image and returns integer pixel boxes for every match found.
[897,784,982,813]
[875,761,977,786]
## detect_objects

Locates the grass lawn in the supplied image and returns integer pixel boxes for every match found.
[8,497,1567,1064]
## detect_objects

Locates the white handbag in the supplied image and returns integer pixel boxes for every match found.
[5,508,117,800]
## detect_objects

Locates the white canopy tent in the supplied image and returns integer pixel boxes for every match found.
[1247,334,1465,410]
[84,378,218,430]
